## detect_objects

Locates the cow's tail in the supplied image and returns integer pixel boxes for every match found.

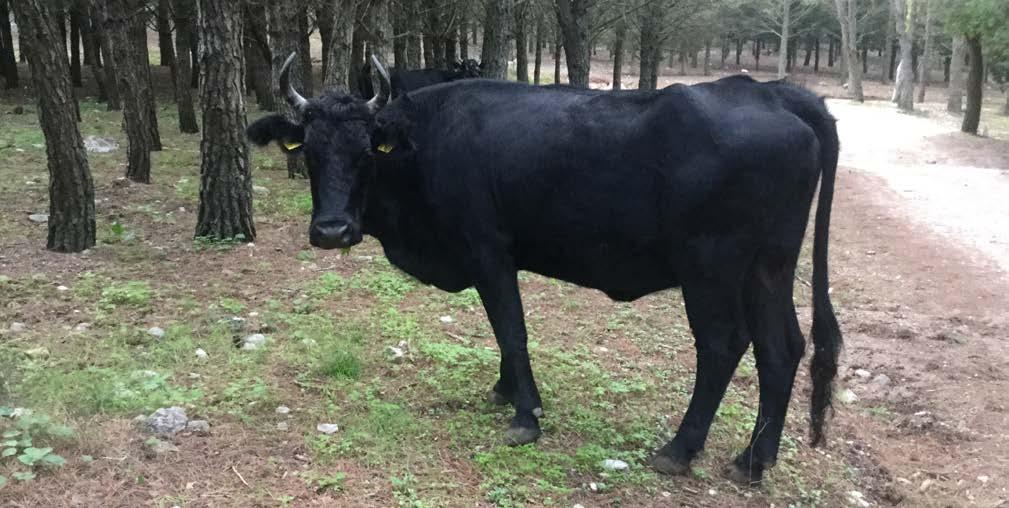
[807,104,842,447]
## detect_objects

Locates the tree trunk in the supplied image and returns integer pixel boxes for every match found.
[423,0,444,69]
[827,37,834,67]
[947,36,965,113]
[554,0,589,87]
[349,10,366,87]
[891,0,914,111]
[391,2,407,70]
[916,0,932,103]
[156,0,174,68]
[514,2,528,82]
[322,0,354,92]
[755,39,761,71]
[533,16,544,84]
[190,32,199,88]
[961,36,982,134]
[735,38,742,65]
[79,4,107,100]
[244,4,273,108]
[298,7,312,97]
[703,39,711,76]
[91,0,122,109]
[0,0,18,88]
[835,0,863,101]
[481,0,512,80]
[554,30,562,84]
[459,24,468,61]
[443,32,457,64]
[882,6,894,83]
[611,21,624,90]
[269,0,307,178]
[814,36,820,72]
[196,0,255,241]
[637,3,662,90]
[172,0,197,132]
[107,0,154,182]
[123,5,162,150]
[777,0,789,78]
[69,4,84,87]
[406,0,421,69]
[318,2,334,76]
[11,0,96,252]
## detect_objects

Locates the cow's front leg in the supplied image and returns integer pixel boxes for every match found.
[474,258,543,445]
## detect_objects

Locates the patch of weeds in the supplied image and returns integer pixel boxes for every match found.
[173,177,197,199]
[100,221,136,244]
[713,398,757,445]
[380,308,422,341]
[474,445,574,506]
[193,234,247,252]
[217,297,245,315]
[351,269,415,303]
[304,470,346,493]
[73,272,111,300]
[296,250,316,262]
[390,473,429,508]
[0,408,74,485]
[218,377,276,419]
[19,366,201,416]
[318,399,430,465]
[445,288,481,309]
[305,272,345,299]
[866,406,892,419]
[317,349,362,380]
[99,281,152,308]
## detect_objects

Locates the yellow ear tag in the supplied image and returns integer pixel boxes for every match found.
[283,141,302,151]
[377,143,394,154]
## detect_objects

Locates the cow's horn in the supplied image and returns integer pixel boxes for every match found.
[366,55,391,114]
[280,52,308,112]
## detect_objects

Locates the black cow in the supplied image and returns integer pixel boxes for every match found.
[248,53,842,485]
[356,58,481,99]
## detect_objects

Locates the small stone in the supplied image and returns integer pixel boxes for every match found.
[112,177,129,187]
[242,333,267,350]
[185,420,210,435]
[661,491,671,498]
[145,406,189,436]
[73,322,91,332]
[28,213,48,223]
[276,421,289,431]
[847,490,870,507]
[195,348,208,359]
[386,345,406,363]
[838,388,858,405]
[316,423,339,434]
[275,405,291,415]
[25,347,50,359]
[600,459,629,472]
[188,373,201,379]
[83,135,119,153]
[854,369,872,379]
[919,478,934,492]
[872,374,891,385]
[573,504,585,508]
[977,475,989,484]
[252,185,270,195]
[144,437,178,456]
[8,322,26,334]
[708,489,717,496]
[56,285,69,292]
[439,315,454,324]
[588,482,598,492]
[147,327,166,339]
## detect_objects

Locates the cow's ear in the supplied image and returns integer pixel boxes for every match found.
[372,104,416,158]
[247,114,305,153]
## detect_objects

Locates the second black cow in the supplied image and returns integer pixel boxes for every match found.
[248,53,843,485]
[356,58,481,99]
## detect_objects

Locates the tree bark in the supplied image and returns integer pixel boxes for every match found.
[392,1,407,70]
[349,3,367,87]
[69,4,84,87]
[124,5,162,150]
[515,2,529,83]
[947,36,965,113]
[961,36,982,134]
[916,0,932,103]
[533,16,544,84]
[459,22,468,61]
[637,3,662,90]
[106,0,153,182]
[196,0,255,241]
[777,0,789,79]
[173,0,198,132]
[90,0,122,109]
[883,5,895,82]
[554,29,562,84]
[611,21,624,90]
[481,0,512,80]
[835,0,863,101]
[243,4,273,108]
[79,4,107,100]
[156,0,175,68]
[322,0,354,92]
[269,0,307,178]
[423,0,444,69]
[814,36,820,72]
[703,39,710,76]
[318,1,334,77]
[554,0,588,87]
[298,6,312,98]
[12,0,97,252]
[407,0,421,69]
[891,0,915,111]
[1,0,20,88]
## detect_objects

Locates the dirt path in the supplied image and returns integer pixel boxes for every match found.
[825,100,1009,506]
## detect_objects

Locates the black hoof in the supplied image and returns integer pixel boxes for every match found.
[650,454,691,475]
[504,426,541,446]
[723,461,763,486]
[487,389,510,406]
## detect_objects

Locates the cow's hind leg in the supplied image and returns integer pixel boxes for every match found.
[725,253,805,485]
[652,276,750,475]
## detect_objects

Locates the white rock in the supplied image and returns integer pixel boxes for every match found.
[83,135,119,153]
[600,459,629,471]
[28,213,48,223]
[919,478,934,492]
[56,285,69,292]
[977,475,989,484]
[872,374,891,385]
[252,185,270,195]
[145,406,189,436]
[8,322,26,334]
[242,333,267,350]
[386,345,406,363]
[73,322,91,332]
[439,315,454,324]
[854,369,872,379]
[847,490,870,507]
[316,423,339,434]
[276,421,289,431]
[195,348,208,359]
[661,491,671,498]
[573,504,585,508]
[147,327,166,339]
[185,420,210,434]
[588,482,598,492]
[275,405,291,415]
[708,489,717,496]
[838,388,859,404]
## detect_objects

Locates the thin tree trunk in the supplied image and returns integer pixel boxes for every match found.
[891,0,915,110]
[554,0,589,87]
[91,0,121,109]
[323,0,354,92]
[69,4,83,86]
[156,0,174,67]
[735,38,742,65]
[11,0,96,252]
[961,36,983,134]
[173,0,197,133]
[814,36,820,72]
[947,36,965,113]
[916,0,932,103]
[514,2,528,83]
[481,0,513,79]
[777,0,789,78]
[0,0,18,88]
[533,16,544,84]
[196,0,255,241]
[459,24,468,61]
[269,0,307,177]
[318,1,334,77]
[703,39,710,76]
[637,3,662,90]
[80,4,107,100]
[392,2,407,70]
[554,30,562,84]
[611,21,624,90]
[298,7,312,97]
[107,0,153,182]
[827,37,834,67]
[349,7,367,88]
[407,0,421,69]
[835,0,863,101]
[244,4,273,108]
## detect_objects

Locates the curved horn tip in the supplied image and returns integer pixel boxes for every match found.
[279,52,308,111]
[366,56,391,114]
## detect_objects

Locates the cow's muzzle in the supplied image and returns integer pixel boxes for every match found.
[309,221,361,249]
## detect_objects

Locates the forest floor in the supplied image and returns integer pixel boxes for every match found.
[1,57,1009,507]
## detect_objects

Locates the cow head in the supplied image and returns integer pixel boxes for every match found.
[454,59,482,78]
[247,53,391,250]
